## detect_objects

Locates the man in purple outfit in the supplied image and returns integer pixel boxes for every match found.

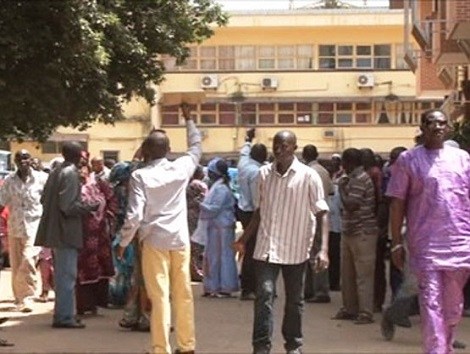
[387,109,470,354]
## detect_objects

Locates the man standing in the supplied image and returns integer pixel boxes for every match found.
[35,142,98,328]
[234,130,329,354]
[302,144,333,303]
[90,156,110,181]
[237,128,267,300]
[0,150,48,312]
[332,148,378,325]
[117,104,201,354]
[387,109,470,354]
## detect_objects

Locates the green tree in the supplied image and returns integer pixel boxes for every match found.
[0,0,227,141]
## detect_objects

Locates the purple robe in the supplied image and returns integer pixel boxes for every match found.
[387,145,470,354]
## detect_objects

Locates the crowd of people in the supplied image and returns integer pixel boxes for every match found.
[0,107,469,354]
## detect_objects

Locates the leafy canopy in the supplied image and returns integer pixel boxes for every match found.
[0,0,227,141]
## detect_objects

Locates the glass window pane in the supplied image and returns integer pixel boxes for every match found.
[219,113,236,125]
[201,114,216,124]
[356,58,372,68]
[42,142,57,154]
[319,45,335,56]
[201,103,216,111]
[200,46,216,57]
[188,47,198,56]
[278,45,295,56]
[374,45,391,56]
[319,58,335,69]
[278,59,294,69]
[162,114,179,125]
[319,103,334,111]
[297,58,313,69]
[219,46,235,58]
[219,103,236,112]
[279,102,294,111]
[297,114,312,124]
[337,102,352,110]
[259,46,275,57]
[219,59,235,70]
[338,58,353,68]
[200,59,216,70]
[182,59,197,70]
[241,113,256,125]
[236,46,256,57]
[318,113,334,124]
[241,103,256,112]
[162,105,179,112]
[356,46,372,55]
[337,113,352,124]
[338,45,353,56]
[297,45,313,56]
[374,58,391,69]
[259,103,275,111]
[236,59,256,70]
[297,102,311,111]
[356,102,371,110]
[279,114,294,124]
[259,59,275,69]
[356,113,371,123]
[259,113,275,124]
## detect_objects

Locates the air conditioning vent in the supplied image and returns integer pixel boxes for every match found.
[357,73,375,88]
[322,129,337,139]
[261,77,278,90]
[201,75,218,89]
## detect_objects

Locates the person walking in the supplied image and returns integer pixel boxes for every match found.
[234,130,329,354]
[117,104,201,354]
[0,150,48,312]
[35,141,98,329]
[386,109,470,354]
[237,128,267,300]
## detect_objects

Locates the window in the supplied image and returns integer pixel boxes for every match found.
[41,140,87,154]
[296,102,312,124]
[297,45,314,69]
[277,46,295,69]
[235,46,256,70]
[200,103,217,124]
[241,103,256,125]
[200,46,216,70]
[319,44,391,69]
[219,103,236,125]
[317,102,335,124]
[258,46,276,69]
[181,46,198,70]
[102,151,119,162]
[395,44,408,69]
[258,103,275,124]
[219,46,235,70]
[161,105,180,125]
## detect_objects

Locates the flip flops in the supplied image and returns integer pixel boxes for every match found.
[0,339,14,347]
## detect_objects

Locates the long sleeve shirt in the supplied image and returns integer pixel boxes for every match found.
[237,142,262,212]
[119,120,202,250]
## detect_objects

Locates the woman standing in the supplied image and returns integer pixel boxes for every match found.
[76,164,117,315]
[200,158,239,297]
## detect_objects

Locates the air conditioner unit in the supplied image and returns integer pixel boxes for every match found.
[201,75,218,89]
[261,77,278,90]
[357,73,375,88]
[322,129,337,139]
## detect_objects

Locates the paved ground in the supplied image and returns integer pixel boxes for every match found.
[1,268,470,354]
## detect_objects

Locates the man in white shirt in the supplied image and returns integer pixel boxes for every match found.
[0,150,48,312]
[234,130,329,354]
[117,105,201,354]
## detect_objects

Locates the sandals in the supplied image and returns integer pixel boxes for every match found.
[331,309,356,320]
[0,339,14,347]
[354,312,374,325]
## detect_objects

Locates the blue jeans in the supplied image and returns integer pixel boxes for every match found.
[53,248,78,324]
[252,260,306,353]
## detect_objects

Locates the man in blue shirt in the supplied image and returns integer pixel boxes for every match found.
[237,128,267,300]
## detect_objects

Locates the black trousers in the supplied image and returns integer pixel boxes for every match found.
[237,209,257,294]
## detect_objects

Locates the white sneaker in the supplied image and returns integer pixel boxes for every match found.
[16,299,33,313]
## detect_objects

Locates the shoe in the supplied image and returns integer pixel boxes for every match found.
[253,347,270,354]
[174,350,195,354]
[306,295,330,303]
[52,321,86,329]
[119,318,138,329]
[331,309,356,320]
[452,340,466,349]
[286,348,302,354]
[0,339,14,347]
[0,317,9,325]
[394,317,412,328]
[354,312,374,325]
[380,314,395,341]
[240,291,256,301]
[16,301,33,313]
[217,292,234,298]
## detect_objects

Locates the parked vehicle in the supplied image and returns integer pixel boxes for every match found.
[0,150,12,180]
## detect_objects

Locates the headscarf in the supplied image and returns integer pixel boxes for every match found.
[207,157,224,176]
[109,162,132,187]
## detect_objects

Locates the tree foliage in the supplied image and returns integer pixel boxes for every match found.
[0,0,227,141]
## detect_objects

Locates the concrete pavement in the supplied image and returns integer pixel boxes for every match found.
[1,268,469,353]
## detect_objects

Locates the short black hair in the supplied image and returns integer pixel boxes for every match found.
[342,148,362,167]
[302,144,318,162]
[250,143,267,163]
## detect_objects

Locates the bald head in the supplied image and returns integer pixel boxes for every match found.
[141,131,170,162]
[272,130,297,166]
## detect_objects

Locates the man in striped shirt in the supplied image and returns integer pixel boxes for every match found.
[333,148,378,325]
[234,130,329,354]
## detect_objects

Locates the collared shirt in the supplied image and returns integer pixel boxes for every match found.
[120,120,202,250]
[237,142,263,212]
[340,166,377,237]
[0,169,48,239]
[253,157,329,265]
[386,145,470,271]
[308,160,334,196]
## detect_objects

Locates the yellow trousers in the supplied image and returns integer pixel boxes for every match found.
[9,236,39,303]
[142,243,195,354]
